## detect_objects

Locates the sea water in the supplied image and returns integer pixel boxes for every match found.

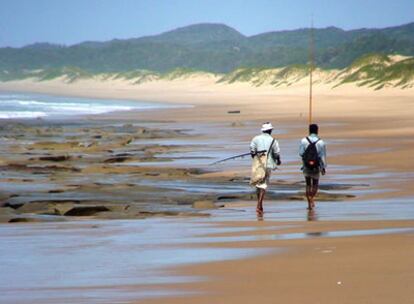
[0,92,181,119]
[0,219,271,303]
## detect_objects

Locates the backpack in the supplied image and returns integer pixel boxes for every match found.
[302,137,321,170]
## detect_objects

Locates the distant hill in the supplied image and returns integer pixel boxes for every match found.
[139,23,245,45]
[0,22,414,73]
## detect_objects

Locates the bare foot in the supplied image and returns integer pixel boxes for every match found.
[307,196,315,209]
[307,209,317,221]
[307,198,313,210]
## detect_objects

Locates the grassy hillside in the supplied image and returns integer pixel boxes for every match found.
[335,54,414,89]
[218,65,311,87]
[1,53,413,90]
[1,22,414,73]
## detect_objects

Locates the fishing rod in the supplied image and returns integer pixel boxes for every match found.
[210,150,266,166]
[308,18,314,125]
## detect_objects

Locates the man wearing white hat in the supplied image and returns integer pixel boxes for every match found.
[250,122,281,215]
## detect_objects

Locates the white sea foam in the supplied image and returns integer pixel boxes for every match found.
[9,100,55,106]
[8,99,132,110]
[0,93,185,119]
[0,111,47,119]
[49,106,136,115]
[0,94,31,99]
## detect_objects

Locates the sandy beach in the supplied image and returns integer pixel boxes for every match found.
[0,77,413,303]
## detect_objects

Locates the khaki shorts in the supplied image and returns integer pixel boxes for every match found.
[255,169,272,190]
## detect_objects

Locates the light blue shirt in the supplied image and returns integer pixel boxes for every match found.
[299,134,327,169]
[250,133,280,170]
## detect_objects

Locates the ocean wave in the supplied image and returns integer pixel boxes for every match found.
[6,99,96,107]
[18,100,81,106]
[2,99,150,111]
[0,93,190,119]
[48,105,135,114]
[0,99,136,116]
[0,111,47,119]
[0,94,31,99]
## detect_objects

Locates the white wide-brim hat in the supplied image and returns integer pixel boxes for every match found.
[261,122,273,132]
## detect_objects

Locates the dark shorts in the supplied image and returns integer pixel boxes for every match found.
[303,168,320,179]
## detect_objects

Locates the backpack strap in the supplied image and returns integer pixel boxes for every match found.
[267,138,275,156]
[265,138,276,169]
[306,137,320,145]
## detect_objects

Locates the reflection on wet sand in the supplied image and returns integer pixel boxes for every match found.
[1,215,413,303]
[307,209,318,221]
[0,218,272,303]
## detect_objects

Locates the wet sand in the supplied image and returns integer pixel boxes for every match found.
[2,215,414,303]
[0,82,414,303]
[138,220,414,304]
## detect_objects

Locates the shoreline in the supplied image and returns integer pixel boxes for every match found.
[0,87,179,106]
[2,78,414,126]
[0,90,195,122]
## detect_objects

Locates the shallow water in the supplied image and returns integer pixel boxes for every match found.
[207,197,414,222]
[1,206,413,304]
[0,218,271,304]
[1,200,413,304]
[196,227,414,243]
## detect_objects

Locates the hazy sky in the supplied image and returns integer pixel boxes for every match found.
[1,0,413,47]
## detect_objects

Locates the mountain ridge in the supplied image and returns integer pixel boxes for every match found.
[13,22,414,48]
[1,22,414,73]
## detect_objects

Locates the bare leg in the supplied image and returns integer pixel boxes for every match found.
[305,177,313,210]
[256,188,265,214]
[310,178,319,209]
[256,188,261,213]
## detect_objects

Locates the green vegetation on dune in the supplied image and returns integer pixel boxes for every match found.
[273,65,309,80]
[113,69,160,84]
[218,64,310,87]
[114,69,158,80]
[111,67,217,83]
[0,70,27,81]
[348,53,392,69]
[218,67,269,84]
[0,66,92,83]
[373,57,414,88]
[335,54,391,85]
[335,53,414,89]
[37,66,92,83]
[383,58,414,80]
[160,68,211,80]
[0,53,413,90]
